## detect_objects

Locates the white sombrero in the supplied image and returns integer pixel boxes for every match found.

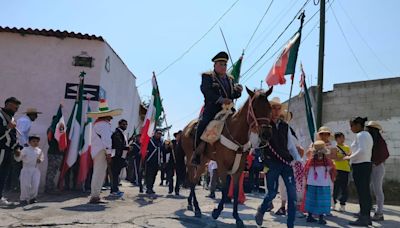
[87,99,123,118]
[366,121,382,130]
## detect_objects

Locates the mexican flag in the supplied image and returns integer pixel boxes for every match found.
[59,73,85,189]
[77,105,93,186]
[266,30,301,87]
[54,110,67,151]
[300,64,316,142]
[47,104,67,151]
[140,75,163,160]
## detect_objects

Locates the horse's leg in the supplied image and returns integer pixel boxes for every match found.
[232,173,244,228]
[192,184,202,217]
[212,174,229,219]
[187,184,193,211]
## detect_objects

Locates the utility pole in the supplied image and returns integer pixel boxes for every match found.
[316,0,325,129]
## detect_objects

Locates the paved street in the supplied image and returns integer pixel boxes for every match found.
[1,177,399,228]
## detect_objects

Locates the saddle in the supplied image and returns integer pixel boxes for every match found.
[201,103,233,144]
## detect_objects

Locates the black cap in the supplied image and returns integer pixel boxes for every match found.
[173,130,183,137]
[212,51,229,62]
[5,97,21,105]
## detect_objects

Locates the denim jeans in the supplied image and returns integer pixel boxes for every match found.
[259,160,297,228]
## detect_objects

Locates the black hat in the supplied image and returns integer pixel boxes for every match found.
[28,135,41,141]
[155,129,163,135]
[173,130,183,137]
[5,97,21,105]
[212,51,229,62]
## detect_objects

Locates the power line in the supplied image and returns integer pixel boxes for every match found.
[244,0,275,50]
[240,0,311,80]
[336,1,394,75]
[246,0,300,60]
[242,0,335,84]
[137,0,241,88]
[330,2,370,79]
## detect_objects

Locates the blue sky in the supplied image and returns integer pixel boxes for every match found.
[1,0,399,135]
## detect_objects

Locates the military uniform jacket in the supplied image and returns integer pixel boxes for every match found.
[146,137,163,166]
[0,108,19,152]
[111,128,129,158]
[200,71,241,114]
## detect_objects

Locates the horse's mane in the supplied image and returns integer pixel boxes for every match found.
[232,90,266,119]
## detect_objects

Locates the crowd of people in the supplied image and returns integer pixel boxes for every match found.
[0,50,392,228]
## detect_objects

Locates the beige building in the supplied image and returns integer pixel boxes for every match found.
[0,26,142,190]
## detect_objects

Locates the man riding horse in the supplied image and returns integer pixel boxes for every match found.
[191,51,243,166]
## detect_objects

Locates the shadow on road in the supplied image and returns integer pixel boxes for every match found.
[61,203,107,212]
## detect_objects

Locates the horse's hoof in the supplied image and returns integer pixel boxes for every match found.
[236,220,245,228]
[212,209,221,219]
[187,205,193,211]
[195,210,202,218]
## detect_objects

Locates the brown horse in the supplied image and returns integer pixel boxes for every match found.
[179,87,273,227]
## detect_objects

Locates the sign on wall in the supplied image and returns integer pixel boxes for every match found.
[65,83,100,101]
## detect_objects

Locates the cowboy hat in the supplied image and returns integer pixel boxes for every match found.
[366,121,382,130]
[317,126,332,135]
[87,99,122,118]
[270,97,288,109]
[24,108,42,114]
[280,110,293,122]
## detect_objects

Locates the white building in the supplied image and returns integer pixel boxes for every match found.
[0,26,143,190]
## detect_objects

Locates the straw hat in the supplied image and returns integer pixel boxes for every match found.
[280,110,293,122]
[87,99,122,118]
[270,97,288,110]
[24,108,42,114]
[366,121,382,130]
[313,140,329,154]
[317,126,332,135]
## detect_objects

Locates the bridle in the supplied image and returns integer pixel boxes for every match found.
[246,94,271,135]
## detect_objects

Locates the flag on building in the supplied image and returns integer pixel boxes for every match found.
[140,75,163,160]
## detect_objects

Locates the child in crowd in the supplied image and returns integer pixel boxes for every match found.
[332,132,351,212]
[304,140,336,225]
[15,135,43,205]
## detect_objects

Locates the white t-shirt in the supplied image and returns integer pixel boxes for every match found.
[350,131,373,164]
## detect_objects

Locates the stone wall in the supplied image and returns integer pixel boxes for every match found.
[288,77,400,181]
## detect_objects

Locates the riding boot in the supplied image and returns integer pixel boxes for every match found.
[191,142,206,165]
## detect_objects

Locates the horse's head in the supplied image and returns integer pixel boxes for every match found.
[246,86,273,146]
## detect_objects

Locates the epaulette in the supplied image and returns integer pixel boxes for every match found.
[227,74,235,81]
[201,71,215,77]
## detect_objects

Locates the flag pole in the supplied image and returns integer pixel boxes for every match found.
[286,11,305,120]
[219,27,235,67]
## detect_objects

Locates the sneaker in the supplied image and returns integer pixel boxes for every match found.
[88,196,101,204]
[207,193,215,199]
[19,200,29,206]
[372,213,384,221]
[255,207,265,226]
[349,215,370,226]
[0,197,12,206]
[110,191,124,197]
[339,205,346,212]
[29,198,38,204]
[307,215,317,223]
[275,207,286,215]
[318,218,327,225]
[296,211,306,218]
